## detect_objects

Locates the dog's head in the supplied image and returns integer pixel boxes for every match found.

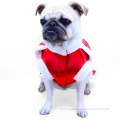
[35,2,88,46]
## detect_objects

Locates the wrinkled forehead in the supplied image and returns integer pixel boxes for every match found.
[40,4,75,21]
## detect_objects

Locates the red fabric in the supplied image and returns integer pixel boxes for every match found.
[82,39,91,50]
[92,70,96,75]
[41,48,89,87]
[39,42,45,46]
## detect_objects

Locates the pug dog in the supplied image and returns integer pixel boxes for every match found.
[35,1,96,118]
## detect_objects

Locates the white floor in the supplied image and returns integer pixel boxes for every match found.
[0,0,120,120]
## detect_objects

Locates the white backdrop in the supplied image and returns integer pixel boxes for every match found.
[0,0,120,120]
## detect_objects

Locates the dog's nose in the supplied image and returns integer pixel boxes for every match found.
[49,21,58,26]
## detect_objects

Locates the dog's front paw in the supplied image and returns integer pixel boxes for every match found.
[77,109,88,118]
[38,84,46,92]
[77,103,88,118]
[84,88,91,95]
[39,107,50,115]
[39,102,52,115]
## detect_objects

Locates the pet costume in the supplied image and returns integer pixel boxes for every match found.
[35,39,96,87]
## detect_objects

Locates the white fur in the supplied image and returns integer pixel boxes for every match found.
[74,61,94,82]
[35,59,53,80]
[35,45,47,59]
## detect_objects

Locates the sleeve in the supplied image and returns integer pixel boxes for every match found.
[34,42,54,80]
[74,39,97,82]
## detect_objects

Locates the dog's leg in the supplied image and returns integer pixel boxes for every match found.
[39,78,54,115]
[76,79,88,118]
[38,81,46,92]
[84,79,91,95]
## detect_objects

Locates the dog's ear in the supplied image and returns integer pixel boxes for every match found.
[70,3,88,16]
[35,4,45,16]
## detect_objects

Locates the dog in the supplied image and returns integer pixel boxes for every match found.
[35,1,97,118]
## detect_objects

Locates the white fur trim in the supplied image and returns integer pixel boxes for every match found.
[35,59,54,80]
[74,61,94,82]
[35,45,47,59]
[43,37,83,56]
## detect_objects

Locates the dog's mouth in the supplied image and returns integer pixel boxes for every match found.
[45,31,59,41]
[42,20,67,45]
[44,30,67,43]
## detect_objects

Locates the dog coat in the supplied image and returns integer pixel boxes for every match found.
[35,39,97,87]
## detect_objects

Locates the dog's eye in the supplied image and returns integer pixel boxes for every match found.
[59,18,72,26]
[40,19,46,26]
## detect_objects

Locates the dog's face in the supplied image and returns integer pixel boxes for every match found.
[36,2,88,46]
